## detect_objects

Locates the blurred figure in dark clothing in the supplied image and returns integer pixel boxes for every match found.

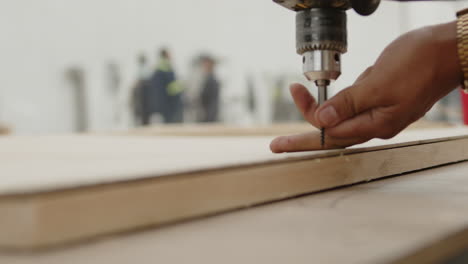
[130,54,151,125]
[148,48,184,124]
[200,55,220,122]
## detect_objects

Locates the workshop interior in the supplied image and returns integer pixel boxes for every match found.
[1,1,468,264]
[0,0,466,134]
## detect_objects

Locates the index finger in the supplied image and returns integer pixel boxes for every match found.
[270,131,370,153]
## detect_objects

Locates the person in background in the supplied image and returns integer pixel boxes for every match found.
[130,54,151,125]
[199,55,220,122]
[148,48,184,124]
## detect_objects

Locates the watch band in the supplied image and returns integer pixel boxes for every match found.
[457,8,468,93]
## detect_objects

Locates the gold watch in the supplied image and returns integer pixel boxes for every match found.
[457,8,468,93]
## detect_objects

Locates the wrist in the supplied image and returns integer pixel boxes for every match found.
[431,21,463,91]
[457,9,468,91]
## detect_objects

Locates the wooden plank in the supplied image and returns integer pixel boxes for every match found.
[0,128,467,250]
[392,227,468,264]
[117,120,453,137]
[2,161,468,264]
[121,122,315,137]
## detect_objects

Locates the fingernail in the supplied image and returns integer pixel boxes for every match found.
[270,137,285,153]
[318,106,338,126]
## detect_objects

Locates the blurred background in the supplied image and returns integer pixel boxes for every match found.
[0,0,466,135]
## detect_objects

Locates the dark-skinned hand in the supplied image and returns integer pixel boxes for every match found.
[271,21,463,153]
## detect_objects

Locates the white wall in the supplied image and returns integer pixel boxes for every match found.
[0,0,462,134]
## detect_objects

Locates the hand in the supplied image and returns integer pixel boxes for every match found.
[271,21,463,153]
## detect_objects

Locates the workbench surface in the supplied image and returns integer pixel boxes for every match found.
[3,161,468,264]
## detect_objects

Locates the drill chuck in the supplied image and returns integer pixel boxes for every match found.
[296,8,347,55]
[296,8,347,82]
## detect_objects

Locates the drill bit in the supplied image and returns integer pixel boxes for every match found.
[295,8,346,149]
[316,80,329,148]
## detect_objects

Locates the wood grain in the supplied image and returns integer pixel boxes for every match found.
[3,162,468,264]
[0,128,467,250]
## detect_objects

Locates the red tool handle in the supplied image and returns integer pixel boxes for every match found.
[462,89,468,125]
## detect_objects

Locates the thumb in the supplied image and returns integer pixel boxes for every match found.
[315,84,375,128]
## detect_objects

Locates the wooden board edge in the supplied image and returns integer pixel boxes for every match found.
[0,199,38,249]
[1,134,467,198]
[1,138,468,250]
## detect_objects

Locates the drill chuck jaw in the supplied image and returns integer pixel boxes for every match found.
[296,8,347,82]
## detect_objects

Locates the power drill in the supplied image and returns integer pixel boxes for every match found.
[273,0,381,147]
